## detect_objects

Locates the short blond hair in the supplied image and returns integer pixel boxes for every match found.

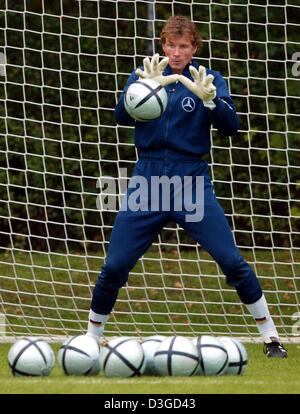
[160,15,202,51]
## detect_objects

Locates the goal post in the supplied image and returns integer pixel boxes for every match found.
[0,0,299,342]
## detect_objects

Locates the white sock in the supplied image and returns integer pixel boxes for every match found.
[245,294,279,342]
[86,309,109,340]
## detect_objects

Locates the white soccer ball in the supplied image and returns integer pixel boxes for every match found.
[124,78,168,122]
[192,335,228,376]
[8,337,55,376]
[58,335,101,376]
[101,337,145,377]
[219,337,248,375]
[154,336,199,376]
[141,335,166,375]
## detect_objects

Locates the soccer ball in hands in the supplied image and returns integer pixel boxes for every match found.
[154,336,199,376]
[124,78,168,122]
[8,337,55,376]
[58,335,101,376]
[101,337,145,377]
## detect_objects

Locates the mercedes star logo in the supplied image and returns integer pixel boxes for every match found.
[182,96,196,112]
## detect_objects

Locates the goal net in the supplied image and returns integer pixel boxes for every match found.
[0,0,299,341]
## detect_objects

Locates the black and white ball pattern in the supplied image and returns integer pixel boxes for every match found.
[141,335,166,375]
[192,335,229,375]
[8,337,55,376]
[219,337,248,375]
[124,78,168,122]
[58,335,101,376]
[154,336,199,376]
[101,337,145,377]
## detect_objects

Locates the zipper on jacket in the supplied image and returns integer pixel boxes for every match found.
[164,86,176,168]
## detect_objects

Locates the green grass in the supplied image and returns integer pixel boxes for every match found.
[0,249,299,395]
[0,343,300,394]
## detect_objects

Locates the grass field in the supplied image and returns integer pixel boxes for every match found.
[1,249,299,395]
[0,342,299,394]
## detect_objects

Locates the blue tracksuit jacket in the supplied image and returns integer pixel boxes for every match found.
[115,61,239,156]
[91,62,263,315]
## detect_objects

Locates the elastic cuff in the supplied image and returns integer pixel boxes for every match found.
[203,99,216,110]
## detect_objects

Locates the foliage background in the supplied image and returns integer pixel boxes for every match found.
[0,0,299,253]
[0,0,299,338]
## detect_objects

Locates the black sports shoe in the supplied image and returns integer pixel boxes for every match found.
[263,337,288,358]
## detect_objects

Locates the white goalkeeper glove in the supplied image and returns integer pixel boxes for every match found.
[135,53,179,86]
[179,65,216,103]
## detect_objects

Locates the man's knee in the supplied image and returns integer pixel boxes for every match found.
[99,256,134,289]
[219,255,262,303]
[218,253,251,283]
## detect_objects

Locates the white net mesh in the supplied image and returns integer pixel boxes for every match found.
[0,0,299,341]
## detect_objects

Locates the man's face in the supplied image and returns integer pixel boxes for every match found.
[162,34,197,74]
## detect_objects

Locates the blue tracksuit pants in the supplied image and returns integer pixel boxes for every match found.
[91,150,263,315]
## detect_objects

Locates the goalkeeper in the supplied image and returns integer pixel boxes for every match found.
[87,15,287,358]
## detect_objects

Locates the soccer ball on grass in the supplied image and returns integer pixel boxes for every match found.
[141,335,166,375]
[219,336,248,375]
[101,337,145,377]
[154,336,199,376]
[58,334,101,376]
[192,335,228,376]
[8,337,55,376]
